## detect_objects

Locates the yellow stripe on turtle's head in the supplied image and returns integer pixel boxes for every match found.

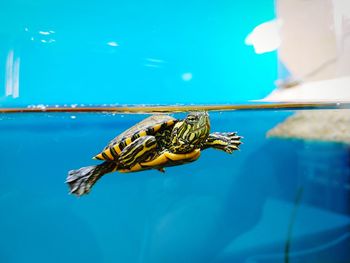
[169,111,210,153]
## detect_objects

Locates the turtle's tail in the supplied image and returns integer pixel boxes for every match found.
[66,162,117,196]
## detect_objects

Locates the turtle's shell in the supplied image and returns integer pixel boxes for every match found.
[94,115,177,161]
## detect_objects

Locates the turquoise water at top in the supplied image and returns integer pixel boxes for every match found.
[1,109,350,263]
[0,0,276,106]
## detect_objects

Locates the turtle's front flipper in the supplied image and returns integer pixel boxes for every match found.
[202,132,242,153]
[66,161,117,196]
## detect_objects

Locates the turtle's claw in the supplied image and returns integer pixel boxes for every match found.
[208,132,242,153]
[224,145,238,154]
[224,132,242,153]
[66,167,95,196]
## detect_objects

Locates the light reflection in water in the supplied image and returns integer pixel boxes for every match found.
[5,49,20,98]
[107,41,119,47]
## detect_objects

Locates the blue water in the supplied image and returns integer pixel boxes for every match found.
[0,0,276,106]
[1,110,349,263]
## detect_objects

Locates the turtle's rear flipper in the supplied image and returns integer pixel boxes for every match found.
[66,162,117,196]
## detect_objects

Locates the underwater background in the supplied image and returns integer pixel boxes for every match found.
[1,0,350,262]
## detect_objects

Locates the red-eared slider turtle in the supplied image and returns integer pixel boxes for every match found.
[66,112,241,196]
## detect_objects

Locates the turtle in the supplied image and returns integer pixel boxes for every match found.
[66,111,241,196]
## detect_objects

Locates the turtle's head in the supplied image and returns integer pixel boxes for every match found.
[169,111,210,153]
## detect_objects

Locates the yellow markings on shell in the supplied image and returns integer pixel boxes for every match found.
[93,153,104,160]
[113,144,122,154]
[119,149,201,173]
[119,163,143,173]
[103,148,114,160]
[138,130,147,137]
[167,120,175,126]
[165,149,200,161]
[125,137,132,145]
[152,124,162,132]
[141,153,168,167]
